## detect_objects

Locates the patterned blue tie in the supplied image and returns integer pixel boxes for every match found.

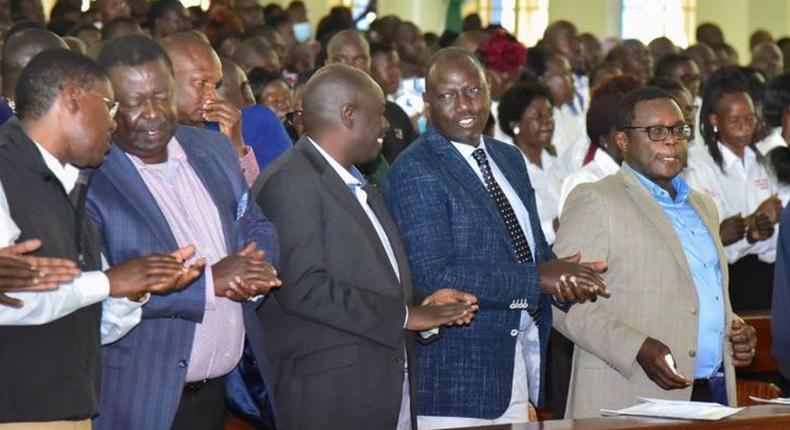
[471,148,533,263]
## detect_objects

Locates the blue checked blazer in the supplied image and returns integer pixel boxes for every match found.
[384,126,555,419]
[86,126,279,430]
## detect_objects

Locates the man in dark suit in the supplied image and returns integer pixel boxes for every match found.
[253,63,477,430]
[88,35,281,430]
[385,48,608,428]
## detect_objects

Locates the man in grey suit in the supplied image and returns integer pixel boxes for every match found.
[253,64,478,430]
[554,87,757,418]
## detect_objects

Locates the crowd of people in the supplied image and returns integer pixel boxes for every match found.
[5,0,790,429]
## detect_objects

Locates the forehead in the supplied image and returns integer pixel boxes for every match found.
[633,98,683,123]
[428,57,484,89]
[718,92,753,111]
[110,60,173,95]
[333,40,367,57]
[181,46,221,74]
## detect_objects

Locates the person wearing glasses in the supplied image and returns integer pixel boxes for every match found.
[554,86,756,418]
[0,48,201,427]
[685,67,783,312]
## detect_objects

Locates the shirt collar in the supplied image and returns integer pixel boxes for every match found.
[32,140,79,194]
[450,135,487,159]
[126,136,185,169]
[717,141,755,170]
[623,162,690,204]
[307,136,366,188]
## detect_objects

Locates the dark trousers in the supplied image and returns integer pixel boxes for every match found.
[691,374,727,405]
[547,328,574,419]
[171,377,226,430]
[729,255,774,312]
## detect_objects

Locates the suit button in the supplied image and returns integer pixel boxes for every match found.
[510,329,518,337]
[395,357,405,365]
[178,359,188,368]
[691,308,698,315]
[689,349,696,358]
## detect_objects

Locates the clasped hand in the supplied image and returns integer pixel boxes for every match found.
[406,288,479,331]
[213,242,282,302]
[538,252,609,303]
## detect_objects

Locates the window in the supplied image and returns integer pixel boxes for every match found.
[464,0,549,46]
[621,0,697,48]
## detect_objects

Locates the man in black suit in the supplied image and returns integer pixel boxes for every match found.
[252,64,477,430]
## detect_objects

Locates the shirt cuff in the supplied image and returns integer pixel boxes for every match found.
[239,145,260,187]
[74,270,111,305]
[101,296,144,344]
[205,264,217,310]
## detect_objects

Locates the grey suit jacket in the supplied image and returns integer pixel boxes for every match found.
[252,136,416,430]
[553,166,736,418]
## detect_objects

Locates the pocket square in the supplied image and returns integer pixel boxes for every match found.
[236,191,249,220]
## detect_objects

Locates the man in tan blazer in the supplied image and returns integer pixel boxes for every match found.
[554,87,757,419]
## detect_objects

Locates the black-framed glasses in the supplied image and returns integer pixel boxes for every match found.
[619,124,693,142]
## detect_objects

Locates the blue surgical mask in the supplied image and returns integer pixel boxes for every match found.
[293,21,311,43]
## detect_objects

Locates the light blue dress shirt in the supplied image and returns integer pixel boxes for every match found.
[626,163,725,379]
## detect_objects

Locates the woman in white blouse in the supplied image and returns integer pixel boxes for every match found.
[684,67,783,311]
[497,82,561,244]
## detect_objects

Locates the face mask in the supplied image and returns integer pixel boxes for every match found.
[293,21,311,43]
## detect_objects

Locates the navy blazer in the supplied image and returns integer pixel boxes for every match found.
[385,126,555,419]
[86,126,279,430]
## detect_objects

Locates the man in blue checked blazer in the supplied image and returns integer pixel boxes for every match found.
[385,48,609,428]
[86,36,281,430]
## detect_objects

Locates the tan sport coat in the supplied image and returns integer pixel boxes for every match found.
[553,166,737,419]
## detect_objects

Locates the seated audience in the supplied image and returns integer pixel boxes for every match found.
[757,71,790,156]
[218,58,292,170]
[498,82,560,244]
[558,75,642,213]
[685,67,783,311]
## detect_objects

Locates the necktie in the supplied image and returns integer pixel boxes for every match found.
[472,149,540,324]
[471,148,533,263]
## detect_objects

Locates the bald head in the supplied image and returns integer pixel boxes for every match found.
[426,47,486,93]
[232,36,280,74]
[751,41,783,80]
[326,29,370,73]
[2,28,68,98]
[218,57,254,108]
[543,20,582,71]
[162,32,223,125]
[303,64,388,166]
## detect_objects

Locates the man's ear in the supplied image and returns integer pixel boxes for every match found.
[340,103,355,129]
[60,82,82,115]
[614,130,629,155]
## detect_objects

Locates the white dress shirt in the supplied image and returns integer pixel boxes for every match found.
[558,148,620,215]
[551,104,587,157]
[684,143,779,263]
[0,142,142,344]
[521,150,560,245]
[756,127,787,156]
[419,138,540,429]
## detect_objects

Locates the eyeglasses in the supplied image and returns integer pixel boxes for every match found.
[100,96,119,118]
[619,124,694,142]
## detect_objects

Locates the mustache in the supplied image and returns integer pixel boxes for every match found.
[135,121,172,133]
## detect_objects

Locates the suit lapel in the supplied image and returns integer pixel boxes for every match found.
[178,128,236,253]
[100,145,179,249]
[486,139,546,262]
[618,168,695,287]
[424,130,514,250]
[296,138,404,289]
[364,185,413,302]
